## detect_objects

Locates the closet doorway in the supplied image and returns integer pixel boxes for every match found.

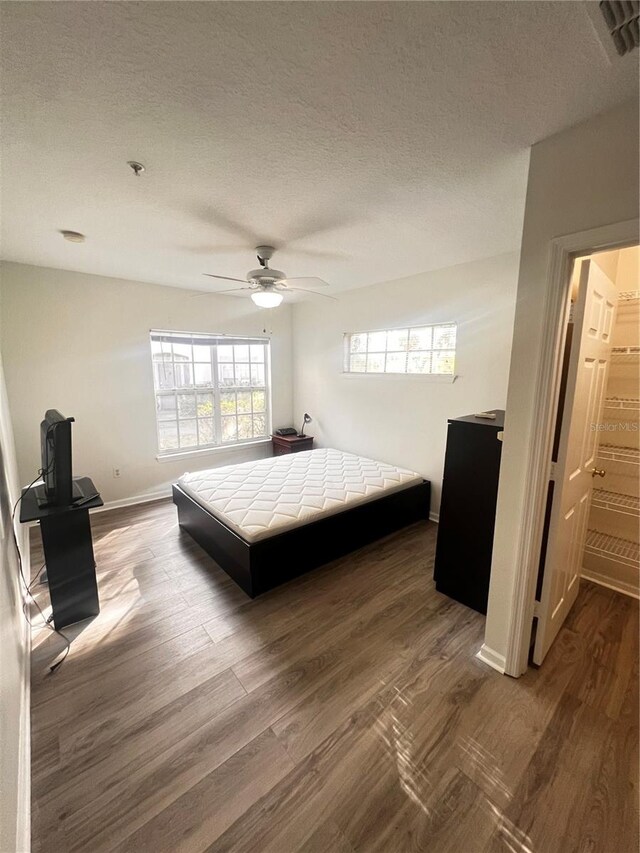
[533,244,639,666]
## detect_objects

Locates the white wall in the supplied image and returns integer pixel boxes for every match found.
[486,99,640,667]
[0,263,293,504]
[0,340,30,850]
[292,252,519,516]
[615,243,639,295]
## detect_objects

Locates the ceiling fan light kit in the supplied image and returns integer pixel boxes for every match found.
[251,290,283,308]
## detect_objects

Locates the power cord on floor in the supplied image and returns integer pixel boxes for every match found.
[11,470,71,673]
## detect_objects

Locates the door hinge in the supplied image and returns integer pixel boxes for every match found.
[533,600,541,618]
[549,461,557,481]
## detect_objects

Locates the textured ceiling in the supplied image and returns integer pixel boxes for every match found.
[1,1,638,297]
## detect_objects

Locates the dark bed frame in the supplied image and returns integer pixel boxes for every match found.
[172,479,431,598]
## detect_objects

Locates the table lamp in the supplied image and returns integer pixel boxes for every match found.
[298,413,312,437]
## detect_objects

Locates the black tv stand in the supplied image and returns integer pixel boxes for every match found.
[34,480,87,509]
[20,476,103,630]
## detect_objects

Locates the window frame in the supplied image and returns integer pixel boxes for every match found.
[342,322,457,378]
[150,329,272,458]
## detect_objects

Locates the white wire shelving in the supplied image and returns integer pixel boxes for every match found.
[585,530,640,568]
[591,489,640,518]
[611,346,640,363]
[603,397,640,411]
[598,444,640,465]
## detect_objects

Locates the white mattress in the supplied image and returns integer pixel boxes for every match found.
[177,448,424,544]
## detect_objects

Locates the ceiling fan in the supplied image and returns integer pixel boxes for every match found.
[201,246,337,307]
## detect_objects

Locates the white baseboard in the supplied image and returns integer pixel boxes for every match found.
[475,643,506,674]
[15,549,31,853]
[16,639,30,853]
[99,491,439,520]
[581,568,639,600]
[24,488,172,528]
[94,488,172,514]
[29,489,437,524]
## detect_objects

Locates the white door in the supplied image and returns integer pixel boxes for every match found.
[534,260,617,665]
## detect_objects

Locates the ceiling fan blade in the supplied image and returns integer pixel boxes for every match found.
[280,276,330,288]
[203,273,248,283]
[284,287,338,301]
[191,287,253,298]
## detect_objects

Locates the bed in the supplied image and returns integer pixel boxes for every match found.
[172,447,430,597]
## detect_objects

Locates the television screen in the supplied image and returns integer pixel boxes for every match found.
[39,410,74,507]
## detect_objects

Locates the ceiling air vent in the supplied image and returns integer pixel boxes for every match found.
[599,1,639,55]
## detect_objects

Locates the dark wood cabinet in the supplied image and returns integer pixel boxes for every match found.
[433,410,505,614]
[271,434,314,456]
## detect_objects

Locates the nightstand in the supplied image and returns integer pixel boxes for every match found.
[271,434,314,456]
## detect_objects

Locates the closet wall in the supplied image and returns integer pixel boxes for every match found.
[582,246,639,597]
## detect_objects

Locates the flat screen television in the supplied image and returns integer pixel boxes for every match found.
[36,410,83,508]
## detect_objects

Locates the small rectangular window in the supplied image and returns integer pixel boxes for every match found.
[343,324,456,375]
[150,330,271,455]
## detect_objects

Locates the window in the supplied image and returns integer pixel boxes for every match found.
[150,330,270,455]
[343,323,457,375]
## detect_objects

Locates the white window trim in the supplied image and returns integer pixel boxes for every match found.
[155,437,272,463]
[150,329,272,457]
[343,322,458,377]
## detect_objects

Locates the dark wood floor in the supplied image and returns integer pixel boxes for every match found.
[29,499,638,852]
